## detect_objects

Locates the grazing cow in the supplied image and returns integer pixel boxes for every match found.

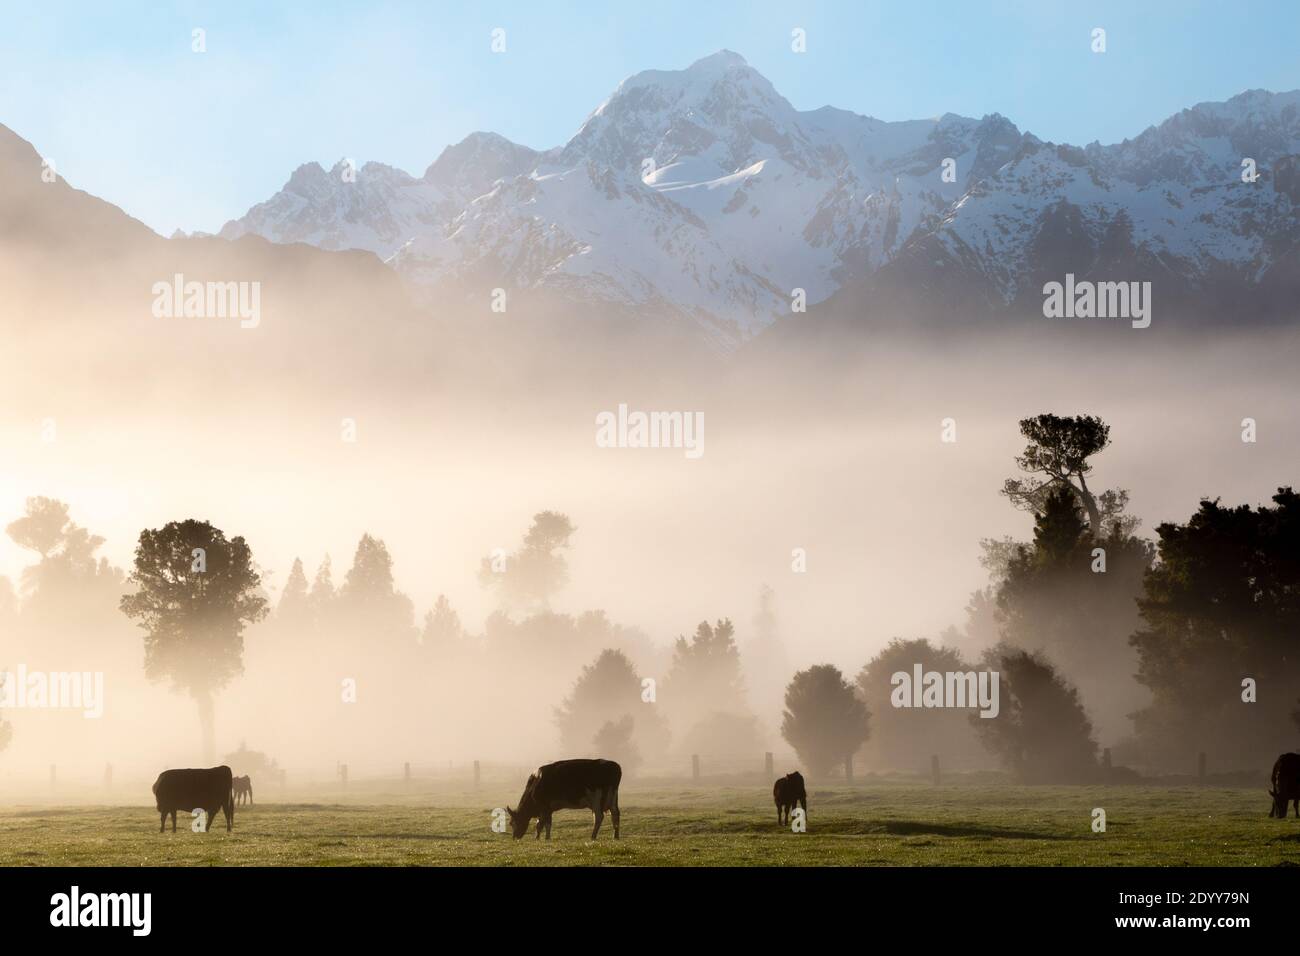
[152,766,234,833]
[232,775,253,806]
[773,771,807,826]
[506,759,621,840]
[1268,752,1300,819]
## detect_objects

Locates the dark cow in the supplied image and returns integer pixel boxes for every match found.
[506,758,621,840]
[1268,752,1300,819]
[152,766,234,833]
[232,775,253,806]
[773,771,807,826]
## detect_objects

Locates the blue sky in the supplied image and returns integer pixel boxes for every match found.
[3,0,1297,236]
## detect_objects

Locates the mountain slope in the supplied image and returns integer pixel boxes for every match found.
[220,53,1300,345]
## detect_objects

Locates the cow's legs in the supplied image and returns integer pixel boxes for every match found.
[159,812,166,833]
[611,799,620,839]
[591,809,604,839]
[544,815,552,840]
[535,819,543,840]
[247,785,253,806]
[170,810,177,832]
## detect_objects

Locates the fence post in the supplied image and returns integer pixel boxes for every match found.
[764,752,774,777]
[473,760,481,789]
[931,754,941,786]
[1102,748,1112,773]
[844,754,854,785]
[340,763,348,788]
[1197,752,1207,782]
[104,763,113,790]
[691,754,700,782]
[404,762,410,783]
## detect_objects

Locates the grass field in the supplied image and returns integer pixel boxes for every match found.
[1,781,1297,866]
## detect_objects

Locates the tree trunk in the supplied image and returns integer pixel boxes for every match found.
[1075,474,1102,536]
[195,691,216,763]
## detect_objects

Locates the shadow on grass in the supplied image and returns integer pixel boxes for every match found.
[702,816,1070,840]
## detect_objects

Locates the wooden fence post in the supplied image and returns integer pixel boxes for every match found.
[691,754,700,782]
[473,760,481,789]
[404,762,411,783]
[764,752,774,776]
[340,763,348,788]
[931,754,941,786]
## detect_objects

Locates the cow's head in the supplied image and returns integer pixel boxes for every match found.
[1269,786,1287,818]
[505,805,531,839]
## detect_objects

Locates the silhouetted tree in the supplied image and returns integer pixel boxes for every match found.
[855,638,989,771]
[339,533,415,641]
[5,497,122,627]
[1130,488,1300,770]
[119,519,268,760]
[972,645,1098,783]
[276,557,311,628]
[781,664,870,778]
[593,715,642,775]
[994,487,1153,742]
[1001,413,1133,537]
[556,648,668,759]
[663,619,748,734]
[309,555,335,615]
[421,594,464,653]
[479,511,575,611]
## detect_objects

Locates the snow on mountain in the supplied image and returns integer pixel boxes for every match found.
[220,52,1300,345]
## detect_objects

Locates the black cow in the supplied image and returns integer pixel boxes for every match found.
[773,771,807,826]
[1269,752,1300,819]
[506,759,621,840]
[152,766,234,833]
[232,775,253,806]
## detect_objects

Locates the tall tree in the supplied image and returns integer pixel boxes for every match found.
[555,648,669,760]
[119,519,268,759]
[781,664,870,779]
[994,487,1153,742]
[276,557,311,629]
[1130,488,1300,770]
[309,555,335,613]
[479,511,575,612]
[1001,413,1130,537]
[339,534,415,640]
[663,619,749,734]
[972,645,1099,783]
[855,638,989,771]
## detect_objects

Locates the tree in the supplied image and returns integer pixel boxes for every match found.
[781,664,870,778]
[994,487,1153,742]
[479,511,575,611]
[119,520,268,760]
[1001,413,1131,537]
[555,648,669,760]
[855,639,989,771]
[593,715,642,775]
[663,619,748,734]
[421,594,464,652]
[1130,488,1300,770]
[308,555,336,624]
[338,534,415,641]
[5,497,122,621]
[972,645,1098,783]
[276,558,311,628]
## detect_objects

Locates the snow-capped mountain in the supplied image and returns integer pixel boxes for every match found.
[221,51,1300,346]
